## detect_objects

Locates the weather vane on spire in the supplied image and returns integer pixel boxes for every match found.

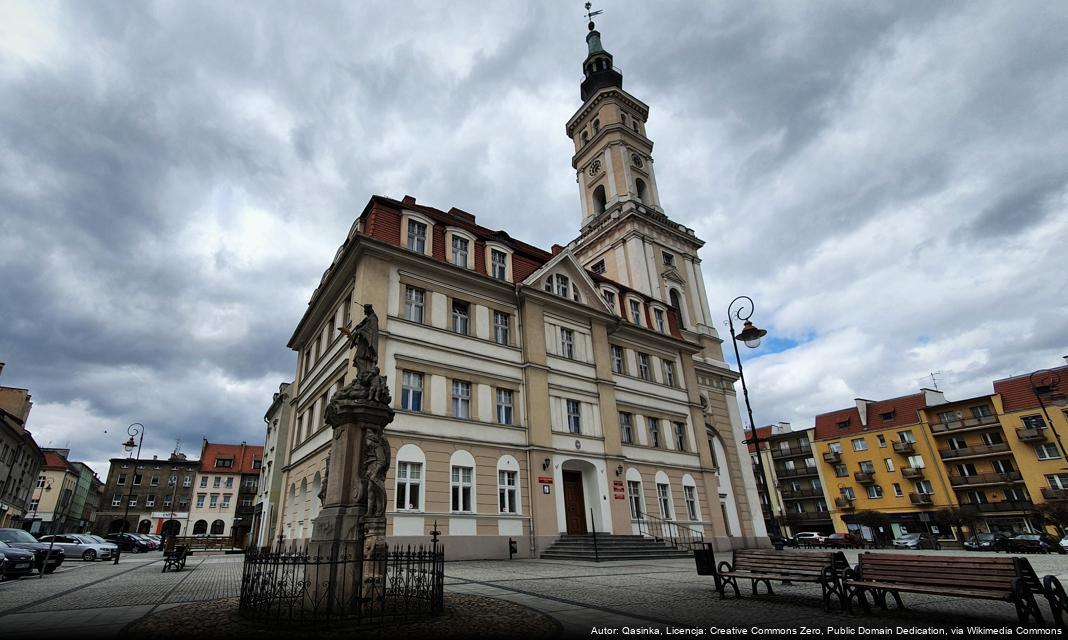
[584,2,603,31]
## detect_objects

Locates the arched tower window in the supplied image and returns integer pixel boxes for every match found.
[593,118,600,134]
[592,185,607,215]
[635,178,647,204]
[581,130,589,145]
[669,289,685,330]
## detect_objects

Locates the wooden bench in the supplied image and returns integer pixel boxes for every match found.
[697,547,849,611]
[843,553,1046,625]
[162,545,188,573]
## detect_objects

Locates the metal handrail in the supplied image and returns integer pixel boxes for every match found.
[635,511,704,550]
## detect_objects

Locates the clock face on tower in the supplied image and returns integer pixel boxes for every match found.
[631,153,644,168]
[588,160,602,177]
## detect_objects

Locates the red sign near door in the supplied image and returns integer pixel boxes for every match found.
[612,480,625,499]
[538,476,553,484]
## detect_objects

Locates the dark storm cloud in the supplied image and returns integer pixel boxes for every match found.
[1,0,1066,471]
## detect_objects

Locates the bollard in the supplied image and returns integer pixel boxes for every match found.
[508,537,517,560]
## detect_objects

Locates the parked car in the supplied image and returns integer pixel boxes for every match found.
[769,533,797,549]
[892,532,941,550]
[133,534,160,550]
[824,532,864,548]
[0,540,36,579]
[963,533,1010,552]
[37,534,116,561]
[1006,533,1066,554]
[0,528,65,573]
[105,533,153,553]
[794,532,826,546]
[1060,537,1068,552]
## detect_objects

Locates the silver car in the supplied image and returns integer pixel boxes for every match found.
[37,534,116,561]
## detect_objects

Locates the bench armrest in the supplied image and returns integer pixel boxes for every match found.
[717,561,734,574]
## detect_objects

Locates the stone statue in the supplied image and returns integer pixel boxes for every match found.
[317,454,330,506]
[339,304,379,376]
[359,427,391,518]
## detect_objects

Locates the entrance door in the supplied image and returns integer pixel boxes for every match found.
[563,471,587,534]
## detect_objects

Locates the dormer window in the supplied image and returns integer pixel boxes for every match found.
[654,308,666,333]
[554,274,570,299]
[602,289,616,310]
[451,236,469,267]
[407,220,427,253]
[837,419,851,429]
[491,250,507,280]
[880,411,896,422]
[591,260,605,274]
[629,299,643,325]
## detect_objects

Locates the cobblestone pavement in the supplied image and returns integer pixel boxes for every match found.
[1,548,1067,638]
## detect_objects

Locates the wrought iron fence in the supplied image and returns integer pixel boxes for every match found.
[239,541,444,626]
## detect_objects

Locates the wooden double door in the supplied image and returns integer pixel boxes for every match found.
[562,471,587,534]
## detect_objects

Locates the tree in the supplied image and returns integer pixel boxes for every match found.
[852,510,892,544]
[1031,503,1068,537]
[933,506,981,539]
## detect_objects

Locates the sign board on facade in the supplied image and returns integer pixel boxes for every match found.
[612,480,625,499]
[537,476,553,484]
[150,512,189,519]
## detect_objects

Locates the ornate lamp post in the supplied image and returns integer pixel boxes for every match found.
[727,296,775,535]
[119,423,145,534]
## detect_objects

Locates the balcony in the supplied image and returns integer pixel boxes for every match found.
[909,492,933,505]
[823,450,842,463]
[930,413,1001,434]
[778,466,820,479]
[948,471,1023,487]
[834,496,856,510]
[854,471,876,484]
[892,441,916,454]
[771,444,814,460]
[901,467,925,480]
[972,500,1034,513]
[787,511,833,522]
[1042,487,1068,501]
[1017,426,1049,442]
[780,487,825,500]
[938,442,1011,460]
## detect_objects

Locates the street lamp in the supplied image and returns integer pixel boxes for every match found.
[119,423,145,535]
[1030,370,1067,461]
[727,295,775,536]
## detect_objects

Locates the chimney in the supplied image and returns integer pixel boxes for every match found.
[854,398,872,427]
[921,388,947,407]
[1063,355,1068,366]
[551,244,564,256]
[401,195,416,206]
[773,421,792,434]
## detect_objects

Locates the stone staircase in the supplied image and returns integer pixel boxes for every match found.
[540,533,695,561]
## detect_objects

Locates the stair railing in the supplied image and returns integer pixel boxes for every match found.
[635,511,705,550]
[590,508,599,563]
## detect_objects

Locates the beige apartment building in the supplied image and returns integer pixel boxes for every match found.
[268,21,764,559]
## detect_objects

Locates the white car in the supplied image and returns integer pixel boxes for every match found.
[37,534,117,561]
[794,531,826,546]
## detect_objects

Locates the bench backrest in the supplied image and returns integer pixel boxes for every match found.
[733,549,847,576]
[856,553,1025,596]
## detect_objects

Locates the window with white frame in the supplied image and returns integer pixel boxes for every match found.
[866,485,883,499]
[627,480,643,518]
[560,327,575,359]
[684,485,699,521]
[566,399,581,434]
[656,483,674,519]
[648,417,662,448]
[404,286,424,323]
[654,308,666,333]
[851,438,868,452]
[840,487,856,500]
[602,289,616,310]
[451,300,470,335]
[663,360,677,387]
[1037,443,1060,460]
[395,462,422,510]
[491,249,508,280]
[451,235,469,267]
[452,381,471,419]
[915,480,933,495]
[611,345,625,374]
[620,412,634,444]
[638,353,651,381]
[498,470,518,514]
[407,220,427,253]
[401,371,423,411]
[1047,474,1068,490]
[163,495,172,507]
[112,495,122,507]
[674,422,688,451]
[221,494,231,509]
[209,494,219,508]
[493,311,510,345]
[496,388,514,425]
[146,494,155,507]
[196,494,205,508]
[629,299,642,325]
[450,466,473,512]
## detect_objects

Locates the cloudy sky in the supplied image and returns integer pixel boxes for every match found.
[2,1,1066,475]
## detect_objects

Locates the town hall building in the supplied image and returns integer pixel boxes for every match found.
[266,18,766,558]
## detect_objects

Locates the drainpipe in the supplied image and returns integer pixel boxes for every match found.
[516,283,537,558]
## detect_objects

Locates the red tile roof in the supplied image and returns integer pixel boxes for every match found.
[746,425,773,453]
[42,450,72,471]
[814,392,941,441]
[200,442,263,474]
[994,365,1068,413]
[813,407,864,441]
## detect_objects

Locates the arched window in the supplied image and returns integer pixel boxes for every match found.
[625,468,645,520]
[592,185,607,215]
[449,450,477,514]
[581,130,589,145]
[396,444,426,511]
[654,471,675,520]
[193,519,207,535]
[681,474,702,522]
[497,455,521,515]
[593,118,601,134]
[138,519,151,534]
[635,178,647,204]
[210,519,225,535]
[669,289,685,330]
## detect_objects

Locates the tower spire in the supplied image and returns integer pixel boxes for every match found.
[580,2,622,101]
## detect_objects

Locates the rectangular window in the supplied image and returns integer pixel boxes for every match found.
[1022,415,1046,430]
[117,473,127,486]
[491,250,508,280]
[866,485,884,499]
[656,483,673,519]
[450,466,473,512]
[554,274,571,299]
[684,486,698,521]
[884,458,895,472]
[146,494,155,507]
[36,475,46,488]
[209,494,218,508]
[981,431,1003,446]
[179,496,189,507]
[630,299,642,325]
[498,470,518,514]
[892,483,903,497]
[638,353,651,381]
[213,477,221,488]
[128,496,137,507]
[221,494,231,508]
[396,462,422,510]
[971,405,993,418]
[195,494,205,508]
[401,371,423,412]
[240,497,252,507]
[611,345,625,374]
[112,495,122,507]
[851,438,868,452]
[654,308,666,333]
[407,220,427,253]
[916,480,934,495]
[225,477,233,489]
[627,481,642,519]
[620,412,633,444]
[907,455,926,469]
[834,464,848,477]
[602,289,616,310]
[452,380,471,419]
[560,328,575,358]
[133,474,142,486]
[566,399,582,434]
[1047,474,1068,490]
[992,459,1014,474]
[662,251,675,267]
[859,460,875,473]
[899,430,916,444]
[674,422,688,452]
[496,388,514,425]
[404,286,425,323]
[452,300,470,335]
[663,361,677,387]
[648,417,662,448]
[876,435,887,447]
[183,474,193,487]
[150,475,159,486]
[451,236,469,267]
[200,476,208,488]
[493,311,510,345]
[1037,443,1060,460]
